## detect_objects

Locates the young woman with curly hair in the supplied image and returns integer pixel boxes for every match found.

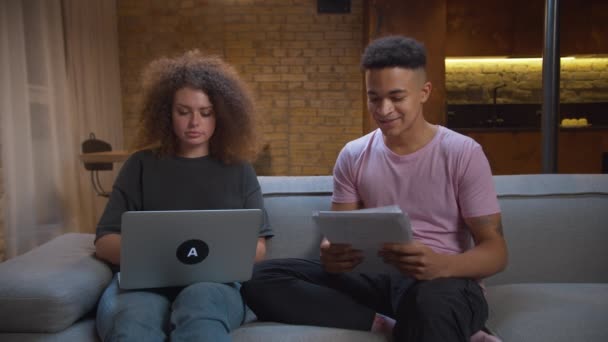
[94,50,273,342]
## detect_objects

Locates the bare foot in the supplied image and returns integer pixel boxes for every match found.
[471,330,502,342]
[371,313,396,341]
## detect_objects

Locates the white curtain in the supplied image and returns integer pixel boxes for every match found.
[0,0,123,258]
[63,0,124,236]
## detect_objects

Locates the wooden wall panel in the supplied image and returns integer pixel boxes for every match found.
[558,130,607,174]
[561,0,608,55]
[465,129,608,175]
[467,131,542,175]
[446,0,516,56]
[446,0,607,57]
[364,0,447,129]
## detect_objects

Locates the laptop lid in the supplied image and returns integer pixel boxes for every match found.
[119,209,262,290]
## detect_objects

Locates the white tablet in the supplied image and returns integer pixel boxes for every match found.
[313,205,412,274]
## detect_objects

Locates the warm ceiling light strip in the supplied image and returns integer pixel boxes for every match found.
[445,57,576,63]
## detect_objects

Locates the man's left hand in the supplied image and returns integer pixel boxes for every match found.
[379,241,450,280]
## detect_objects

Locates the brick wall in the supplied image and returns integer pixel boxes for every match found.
[118,0,364,175]
[446,57,608,104]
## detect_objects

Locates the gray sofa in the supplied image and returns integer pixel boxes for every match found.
[1,174,607,341]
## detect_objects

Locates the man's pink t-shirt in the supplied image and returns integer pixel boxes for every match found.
[332,126,500,255]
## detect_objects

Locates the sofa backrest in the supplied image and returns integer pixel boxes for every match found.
[488,174,608,285]
[259,176,333,260]
[259,174,608,285]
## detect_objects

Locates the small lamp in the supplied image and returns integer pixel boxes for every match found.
[81,133,112,197]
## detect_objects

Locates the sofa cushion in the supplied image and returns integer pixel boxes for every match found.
[232,322,386,342]
[486,283,608,342]
[0,318,98,342]
[0,233,112,333]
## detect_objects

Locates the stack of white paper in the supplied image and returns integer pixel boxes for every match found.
[313,205,412,274]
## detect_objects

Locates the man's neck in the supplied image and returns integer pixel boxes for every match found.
[384,121,438,156]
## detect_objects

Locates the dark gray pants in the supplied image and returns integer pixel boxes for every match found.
[242,258,488,342]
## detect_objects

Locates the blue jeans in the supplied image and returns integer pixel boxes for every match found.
[97,274,250,342]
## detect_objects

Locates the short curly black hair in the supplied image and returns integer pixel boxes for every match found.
[361,35,426,70]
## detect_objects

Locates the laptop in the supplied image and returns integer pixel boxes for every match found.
[118,209,262,289]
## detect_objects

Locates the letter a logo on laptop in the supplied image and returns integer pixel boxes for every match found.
[177,239,209,264]
[119,209,263,289]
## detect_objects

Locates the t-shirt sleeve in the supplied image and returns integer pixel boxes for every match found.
[457,145,501,218]
[95,152,144,241]
[242,163,273,238]
[332,144,359,204]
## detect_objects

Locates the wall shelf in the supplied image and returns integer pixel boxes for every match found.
[79,151,130,164]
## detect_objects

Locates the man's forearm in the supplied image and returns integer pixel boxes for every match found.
[444,238,508,279]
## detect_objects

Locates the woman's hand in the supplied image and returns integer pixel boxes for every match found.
[255,237,267,262]
[94,233,122,266]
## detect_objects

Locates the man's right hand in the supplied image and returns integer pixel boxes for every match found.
[319,238,363,273]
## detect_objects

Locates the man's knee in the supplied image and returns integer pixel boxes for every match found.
[241,259,294,307]
[244,258,316,297]
[249,259,285,280]
[394,278,487,341]
[396,278,474,322]
[250,258,317,279]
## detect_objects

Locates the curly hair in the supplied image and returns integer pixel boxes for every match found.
[361,35,427,70]
[133,50,259,164]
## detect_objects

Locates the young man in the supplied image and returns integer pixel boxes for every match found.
[242,36,507,342]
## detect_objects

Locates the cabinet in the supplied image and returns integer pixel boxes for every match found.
[560,0,608,55]
[446,0,608,57]
[465,129,608,175]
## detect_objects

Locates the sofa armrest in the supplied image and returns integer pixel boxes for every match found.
[0,233,112,333]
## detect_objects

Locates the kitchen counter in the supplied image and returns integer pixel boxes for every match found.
[454,127,539,133]
[447,102,608,133]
